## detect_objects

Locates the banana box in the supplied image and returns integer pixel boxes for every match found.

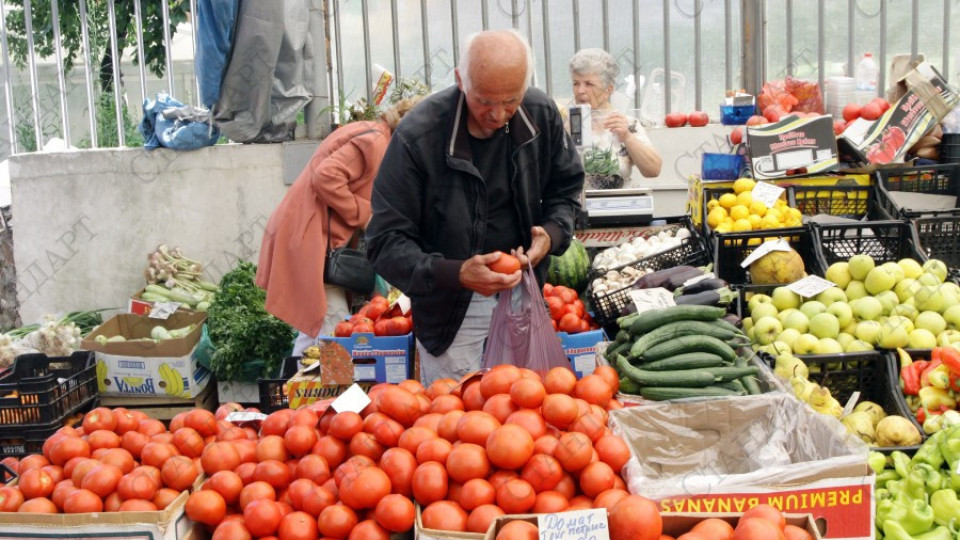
[81,312,211,399]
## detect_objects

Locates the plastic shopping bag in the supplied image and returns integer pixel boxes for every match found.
[482,264,570,375]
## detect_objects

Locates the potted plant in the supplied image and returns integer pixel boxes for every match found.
[582,145,624,189]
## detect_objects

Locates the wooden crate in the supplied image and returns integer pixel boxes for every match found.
[99,382,217,421]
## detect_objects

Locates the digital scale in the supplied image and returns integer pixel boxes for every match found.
[582,188,655,226]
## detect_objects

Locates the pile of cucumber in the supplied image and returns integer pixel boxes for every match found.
[604,305,765,401]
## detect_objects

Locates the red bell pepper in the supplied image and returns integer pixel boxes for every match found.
[949,372,960,393]
[940,346,960,375]
[901,361,925,396]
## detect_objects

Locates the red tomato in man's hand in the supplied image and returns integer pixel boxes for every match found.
[488,252,521,275]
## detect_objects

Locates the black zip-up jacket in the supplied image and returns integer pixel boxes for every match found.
[366,85,585,357]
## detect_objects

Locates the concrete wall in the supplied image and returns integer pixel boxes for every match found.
[7,124,735,322]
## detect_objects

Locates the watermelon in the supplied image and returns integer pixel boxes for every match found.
[547,238,590,293]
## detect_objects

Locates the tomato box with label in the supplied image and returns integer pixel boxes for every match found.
[80,312,212,399]
[558,328,606,378]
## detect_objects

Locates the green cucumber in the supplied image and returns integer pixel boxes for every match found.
[641,353,727,371]
[617,356,717,388]
[700,366,760,383]
[637,385,740,401]
[615,330,631,344]
[619,376,642,394]
[735,356,764,395]
[618,313,641,329]
[628,321,739,358]
[715,380,747,395]
[640,335,737,362]
[628,305,726,336]
[604,341,632,361]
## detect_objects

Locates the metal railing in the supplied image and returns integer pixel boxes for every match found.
[0,0,957,159]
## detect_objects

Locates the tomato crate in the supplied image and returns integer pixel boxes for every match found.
[587,216,709,328]
[786,183,889,221]
[811,220,926,270]
[0,351,97,428]
[258,357,300,414]
[875,163,960,219]
[712,224,820,286]
[910,208,960,280]
[0,420,65,458]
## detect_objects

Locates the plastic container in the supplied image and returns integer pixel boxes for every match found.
[786,183,886,221]
[701,153,744,180]
[855,53,878,104]
[875,163,960,218]
[711,224,819,286]
[257,357,299,414]
[941,133,960,165]
[811,220,926,270]
[910,208,960,279]
[0,351,97,427]
[720,104,756,125]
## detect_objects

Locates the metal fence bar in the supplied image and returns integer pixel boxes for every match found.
[573,0,580,54]
[662,0,671,114]
[362,0,372,102]
[133,0,147,105]
[333,0,343,105]
[23,0,43,150]
[817,0,824,91]
[107,0,125,146]
[451,0,460,70]
[724,0,732,90]
[51,0,70,145]
[78,0,97,147]
[879,0,887,97]
[161,0,174,96]
[391,0,400,79]
[910,0,918,61]
[421,0,431,87]
[0,5,17,153]
[482,0,489,30]
[512,0,519,30]
[602,0,609,52]
[944,0,951,84]
[542,0,552,96]
[847,0,854,77]
[190,0,200,104]
[694,1,701,110]
[785,0,792,77]
[633,0,640,108]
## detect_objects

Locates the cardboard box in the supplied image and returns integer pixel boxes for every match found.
[415,503,480,540]
[660,512,822,539]
[609,394,873,539]
[558,329,606,378]
[285,332,413,408]
[839,62,960,165]
[81,312,212,398]
[746,115,839,180]
[128,287,197,316]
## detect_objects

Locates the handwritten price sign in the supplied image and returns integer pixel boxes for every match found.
[539,508,610,540]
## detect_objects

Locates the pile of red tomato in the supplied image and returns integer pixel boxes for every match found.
[333,295,413,338]
[0,364,665,539]
[543,284,600,335]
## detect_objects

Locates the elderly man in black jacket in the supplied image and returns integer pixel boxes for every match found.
[366,30,585,385]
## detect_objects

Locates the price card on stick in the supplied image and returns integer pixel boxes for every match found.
[628,288,675,314]
[751,181,786,208]
[539,508,610,540]
[787,275,836,298]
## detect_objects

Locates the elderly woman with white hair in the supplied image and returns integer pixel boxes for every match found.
[569,48,662,179]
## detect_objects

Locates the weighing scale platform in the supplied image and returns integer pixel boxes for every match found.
[582,188,655,227]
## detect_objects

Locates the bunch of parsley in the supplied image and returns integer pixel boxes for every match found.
[206,262,295,382]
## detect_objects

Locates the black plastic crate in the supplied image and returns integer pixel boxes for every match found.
[875,163,960,218]
[0,421,63,458]
[0,351,98,428]
[587,217,710,327]
[713,224,819,286]
[258,357,300,414]
[910,208,960,278]
[883,349,946,446]
[787,183,887,221]
[811,220,926,271]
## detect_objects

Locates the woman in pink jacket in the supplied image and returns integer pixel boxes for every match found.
[257,98,422,355]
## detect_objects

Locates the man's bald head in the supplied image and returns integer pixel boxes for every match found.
[457,30,534,92]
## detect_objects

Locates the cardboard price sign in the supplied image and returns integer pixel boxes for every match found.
[148,302,181,320]
[787,275,836,298]
[751,181,786,208]
[628,288,676,314]
[740,238,792,268]
[539,509,610,540]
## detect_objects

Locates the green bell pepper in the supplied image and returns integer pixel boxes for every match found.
[916,430,948,469]
[893,450,914,478]
[914,464,946,495]
[872,451,892,474]
[937,426,960,468]
[878,470,904,488]
[905,468,935,501]
[882,521,951,540]
[878,498,936,535]
[930,489,960,527]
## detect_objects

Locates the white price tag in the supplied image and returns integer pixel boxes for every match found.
[787,275,837,298]
[148,301,181,319]
[682,272,716,288]
[539,508,610,540]
[332,384,372,414]
[740,238,792,268]
[751,181,786,208]
[397,294,411,316]
[628,287,676,315]
[841,391,861,419]
[226,411,268,423]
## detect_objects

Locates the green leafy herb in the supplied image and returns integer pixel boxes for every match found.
[582,146,620,177]
[206,262,295,383]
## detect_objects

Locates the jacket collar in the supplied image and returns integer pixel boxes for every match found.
[447,89,539,161]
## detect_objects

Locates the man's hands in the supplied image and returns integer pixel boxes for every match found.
[460,227,553,296]
[516,226,552,269]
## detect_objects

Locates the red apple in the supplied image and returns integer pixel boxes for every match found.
[842,103,861,122]
[730,127,743,145]
[664,112,688,128]
[688,111,709,127]
[746,115,768,126]
[860,102,883,121]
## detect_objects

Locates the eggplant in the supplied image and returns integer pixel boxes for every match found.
[674,278,728,297]
[674,287,737,306]
[722,312,743,328]
[635,266,703,291]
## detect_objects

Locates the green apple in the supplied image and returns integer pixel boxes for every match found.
[923,259,949,283]
[855,320,883,345]
[915,311,947,335]
[841,321,860,336]
[754,316,784,345]
[942,281,960,296]
[940,287,960,312]
[914,284,945,313]
[917,272,942,287]
[827,302,854,327]
[898,258,924,280]
[777,328,803,349]
[845,280,868,300]
[885,315,915,334]
[824,262,853,289]
[751,302,780,321]
[809,312,840,339]
[879,319,911,349]
[781,310,810,333]
[817,337,844,354]
[944,305,960,330]
[851,297,883,321]
[836,332,856,349]
[894,278,919,303]
[771,287,802,312]
[815,287,848,306]
[848,254,876,281]
[876,290,900,316]
[940,330,960,346]
[865,266,898,295]
[880,262,906,284]
[908,328,938,349]
[777,308,799,324]
[746,327,756,342]
[890,303,919,321]
[742,317,754,332]
[747,293,774,314]
[794,333,822,354]
[845,339,874,352]
[799,301,828,320]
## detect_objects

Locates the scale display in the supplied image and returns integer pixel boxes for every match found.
[583,188,655,225]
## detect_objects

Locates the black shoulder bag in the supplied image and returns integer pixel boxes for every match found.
[323,211,376,295]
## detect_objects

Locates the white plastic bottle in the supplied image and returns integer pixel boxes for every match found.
[855,53,878,104]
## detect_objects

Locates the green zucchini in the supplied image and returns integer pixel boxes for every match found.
[628,305,726,336]
[637,385,741,401]
[616,356,716,388]
[604,341,631,361]
[735,356,764,395]
[615,330,631,344]
[619,376,642,394]
[628,321,739,358]
[618,313,641,329]
[641,353,727,371]
[700,366,760,382]
[640,335,737,362]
